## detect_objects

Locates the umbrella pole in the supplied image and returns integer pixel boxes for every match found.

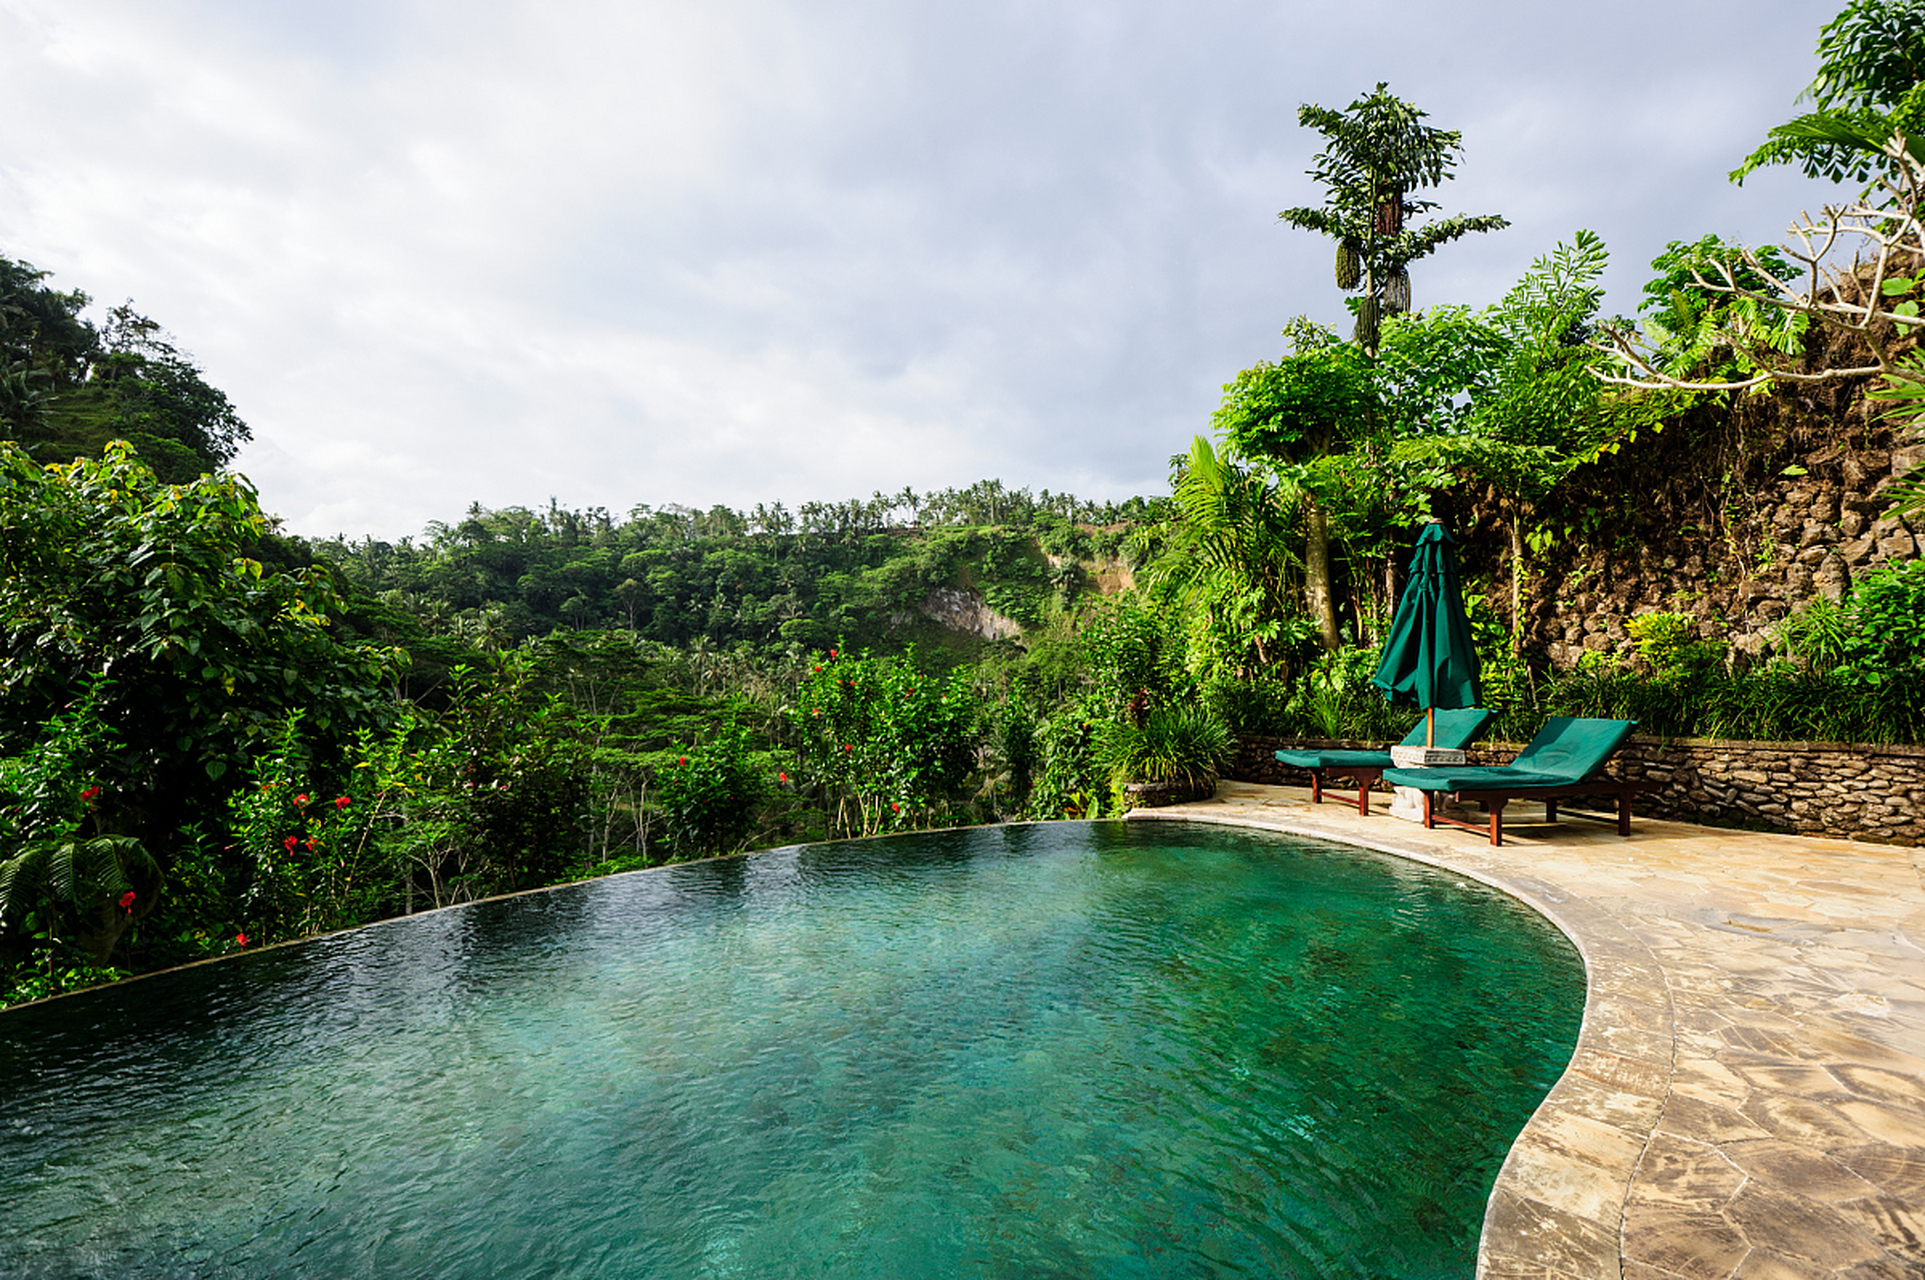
[1426,706,1434,748]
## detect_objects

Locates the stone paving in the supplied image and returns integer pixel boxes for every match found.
[1129,781,1925,1279]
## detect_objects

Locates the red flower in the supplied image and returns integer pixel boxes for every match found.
[843,744,853,752]
[890,802,900,812]
[828,649,837,659]
[293,793,310,807]
[236,932,248,947]
[678,756,688,765]
[334,795,351,809]
[284,835,298,851]
[812,665,822,673]
[778,771,788,783]
[119,890,136,912]
[80,786,101,805]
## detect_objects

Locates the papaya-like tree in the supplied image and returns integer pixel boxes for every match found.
[1279,84,1508,354]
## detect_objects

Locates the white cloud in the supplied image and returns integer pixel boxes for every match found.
[0,0,1853,539]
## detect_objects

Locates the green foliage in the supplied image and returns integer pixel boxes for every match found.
[1544,665,1922,746]
[1626,612,1727,678]
[440,658,590,890]
[1630,236,1812,385]
[1537,564,1925,746]
[1,258,250,477]
[1278,83,1508,349]
[1212,333,1378,459]
[1732,0,1925,189]
[1024,709,1107,820]
[1139,444,1313,680]
[790,646,978,837]
[1095,705,1233,795]
[654,724,772,855]
[1782,557,1925,687]
[0,443,398,854]
[317,481,1145,654]
[0,690,159,977]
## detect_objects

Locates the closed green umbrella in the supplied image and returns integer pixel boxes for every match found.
[1371,522,1482,746]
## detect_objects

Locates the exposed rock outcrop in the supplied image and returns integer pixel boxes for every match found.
[915,586,1023,641]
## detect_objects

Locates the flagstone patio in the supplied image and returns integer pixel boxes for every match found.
[1129,780,1925,1279]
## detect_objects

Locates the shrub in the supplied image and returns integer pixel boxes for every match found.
[1626,611,1725,678]
[654,724,770,855]
[1095,705,1233,794]
[790,646,977,837]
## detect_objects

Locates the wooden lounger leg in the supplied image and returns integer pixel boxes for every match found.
[1309,770,1323,804]
[1421,791,1435,829]
[1618,793,1631,836]
[1356,781,1370,817]
[1488,798,1508,846]
[1545,798,1559,822]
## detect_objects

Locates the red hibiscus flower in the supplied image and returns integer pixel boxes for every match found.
[119,890,136,912]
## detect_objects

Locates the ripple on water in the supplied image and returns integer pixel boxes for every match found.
[0,821,1583,1279]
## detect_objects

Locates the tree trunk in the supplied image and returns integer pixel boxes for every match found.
[1303,495,1340,651]
[1509,512,1525,653]
[1383,555,1398,643]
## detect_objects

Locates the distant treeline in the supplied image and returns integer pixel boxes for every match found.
[314,483,1164,660]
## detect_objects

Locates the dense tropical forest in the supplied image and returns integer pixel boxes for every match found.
[3,0,1923,1006]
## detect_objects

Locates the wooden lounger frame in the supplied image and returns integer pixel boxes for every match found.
[1307,766,1386,816]
[1417,777,1660,846]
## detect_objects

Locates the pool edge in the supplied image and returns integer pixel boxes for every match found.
[1127,805,1667,1280]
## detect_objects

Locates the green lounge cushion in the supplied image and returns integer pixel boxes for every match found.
[1381,766,1572,791]
[1381,717,1636,792]
[1274,707,1493,770]
[1276,748,1396,769]
[1505,716,1635,780]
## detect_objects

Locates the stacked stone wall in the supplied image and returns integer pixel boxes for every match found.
[1231,735,1925,847]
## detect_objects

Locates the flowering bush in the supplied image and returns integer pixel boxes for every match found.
[652,724,770,854]
[0,689,157,997]
[789,646,976,836]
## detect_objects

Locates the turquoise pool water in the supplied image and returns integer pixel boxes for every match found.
[0,821,1584,1279]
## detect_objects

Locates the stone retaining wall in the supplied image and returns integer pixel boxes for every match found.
[1232,734,1925,847]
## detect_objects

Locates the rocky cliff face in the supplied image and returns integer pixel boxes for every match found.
[1447,358,1922,668]
[915,586,1023,641]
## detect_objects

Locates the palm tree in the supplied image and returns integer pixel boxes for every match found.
[1142,437,1306,677]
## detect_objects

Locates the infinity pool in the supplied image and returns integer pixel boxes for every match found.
[1,821,1583,1279]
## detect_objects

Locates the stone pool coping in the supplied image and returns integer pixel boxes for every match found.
[1131,781,1925,1280]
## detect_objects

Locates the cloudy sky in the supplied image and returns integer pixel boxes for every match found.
[0,0,1849,540]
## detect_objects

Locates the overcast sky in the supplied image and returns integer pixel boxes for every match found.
[0,0,1850,540]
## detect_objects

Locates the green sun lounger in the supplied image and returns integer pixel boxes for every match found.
[1274,707,1493,816]
[1381,715,1655,845]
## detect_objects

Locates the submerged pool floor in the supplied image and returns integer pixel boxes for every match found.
[1150,782,1925,1279]
[1,822,1584,1279]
